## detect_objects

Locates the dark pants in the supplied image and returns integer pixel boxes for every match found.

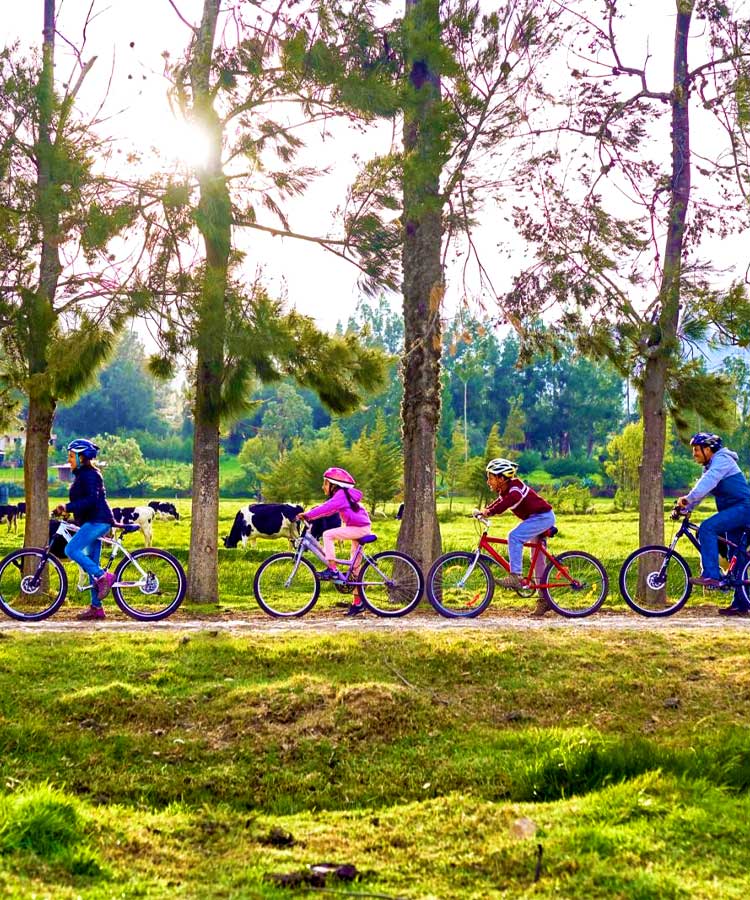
[699,503,750,609]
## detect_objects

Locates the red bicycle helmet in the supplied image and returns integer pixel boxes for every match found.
[323,466,356,487]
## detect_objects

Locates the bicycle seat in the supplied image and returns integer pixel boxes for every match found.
[113,523,140,534]
[358,534,378,544]
[542,526,558,538]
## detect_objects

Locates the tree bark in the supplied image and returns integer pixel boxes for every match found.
[638,0,693,548]
[24,0,60,550]
[186,0,231,603]
[397,0,443,574]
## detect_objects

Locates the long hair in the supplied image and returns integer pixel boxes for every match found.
[330,484,361,512]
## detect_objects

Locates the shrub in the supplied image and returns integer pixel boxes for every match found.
[544,454,601,479]
[516,449,542,473]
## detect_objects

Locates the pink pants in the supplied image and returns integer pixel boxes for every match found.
[322,525,372,573]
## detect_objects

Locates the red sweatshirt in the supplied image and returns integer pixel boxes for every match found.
[485,478,553,520]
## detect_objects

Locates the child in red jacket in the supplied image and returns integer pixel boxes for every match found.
[482,457,556,617]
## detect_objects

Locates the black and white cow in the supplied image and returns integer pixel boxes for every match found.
[111,505,156,546]
[0,504,19,532]
[148,500,180,521]
[222,503,341,549]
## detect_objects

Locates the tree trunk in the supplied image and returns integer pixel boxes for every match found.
[638,0,693,547]
[24,0,60,550]
[186,0,231,603]
[397,0,443,574]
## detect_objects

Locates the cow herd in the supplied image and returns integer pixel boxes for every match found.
[4,498,336,552]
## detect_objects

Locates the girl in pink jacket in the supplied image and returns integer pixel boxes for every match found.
[297,466,372,616]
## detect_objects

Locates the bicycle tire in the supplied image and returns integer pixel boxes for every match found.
[112,548,186,621]
[618,545,691,617]
[253,553,320,617]
[541,550,609,618]
[359,551,423,617]
[426,551,494,618]
[740,559,750,607]
[0,549,68,622]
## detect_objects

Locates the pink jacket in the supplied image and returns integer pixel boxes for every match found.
[305,487,371,528]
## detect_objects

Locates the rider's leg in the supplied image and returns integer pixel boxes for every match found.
[724,524,750,611]
[697,505,750,581]
[65,522,111,607]
[321,526,371,573]
[507,512,556,576]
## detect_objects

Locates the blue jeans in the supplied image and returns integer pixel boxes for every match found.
[65,521,111,606]
[698,503,750,608]
[508,511,557,576]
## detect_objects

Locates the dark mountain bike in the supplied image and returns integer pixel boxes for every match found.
[619,507,750,617]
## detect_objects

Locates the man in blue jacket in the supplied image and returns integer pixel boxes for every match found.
[677,432,750,616]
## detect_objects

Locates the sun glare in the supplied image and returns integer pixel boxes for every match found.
[150,116,215,170]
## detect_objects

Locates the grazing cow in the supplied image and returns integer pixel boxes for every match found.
[222,503,341,549]
[0,504,18,532]
[16,501,26,519]
[148,500,180,521]
[111,505,156,546]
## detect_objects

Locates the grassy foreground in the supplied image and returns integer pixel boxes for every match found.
[1,628,749,898]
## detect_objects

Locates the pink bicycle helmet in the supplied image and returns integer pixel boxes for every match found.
[324,466,356,487]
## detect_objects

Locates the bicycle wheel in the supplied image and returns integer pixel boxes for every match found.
[0,549,68,622]
[112,548,186,621]
[739,559,750,607]
[618,546,691,617]
[359,551,424,617]
[253,553,319,617]
[542,551,609,618]
[426,552,494,618]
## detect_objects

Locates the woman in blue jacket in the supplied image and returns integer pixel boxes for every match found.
[677,432,750,616]
[52,439,116,620]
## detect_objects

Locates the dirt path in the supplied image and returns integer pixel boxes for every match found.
[2,608,749,634]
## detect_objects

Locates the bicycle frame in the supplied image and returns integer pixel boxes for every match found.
[668,512,749,588]
[285,525,390,590]
[462,516,580,591]
[40,520,155,592]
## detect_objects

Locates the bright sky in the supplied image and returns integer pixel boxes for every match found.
[2,1,749,350]
[2,0,378,333]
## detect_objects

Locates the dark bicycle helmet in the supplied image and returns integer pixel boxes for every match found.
[67,438,100,460]
[689,432,722,451]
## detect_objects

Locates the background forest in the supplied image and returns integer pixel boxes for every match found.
[20,296,747,509]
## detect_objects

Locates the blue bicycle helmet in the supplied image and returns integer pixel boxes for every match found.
[689,432,722,451]
[67,438,100,460]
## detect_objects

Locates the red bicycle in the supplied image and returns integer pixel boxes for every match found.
[426,512,609,618]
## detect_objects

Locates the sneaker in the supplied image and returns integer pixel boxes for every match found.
[77,605,106,621]
[529,596,552,618]
[345,601,366,616]
[689,575,723,588]
[317,568,345,584]
[497,572,524,589]
[717,605,750,617]
[94,571,116,600]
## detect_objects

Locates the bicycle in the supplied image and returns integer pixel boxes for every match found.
[425,512,609,618]
[618,506,750,617]
[252,523,424,617]
[0,519,187,622]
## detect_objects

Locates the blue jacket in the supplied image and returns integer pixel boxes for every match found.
[684,448,750,512]
[65,465,115,526]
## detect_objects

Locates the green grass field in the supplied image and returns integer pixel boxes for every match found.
[1,629,749,898]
